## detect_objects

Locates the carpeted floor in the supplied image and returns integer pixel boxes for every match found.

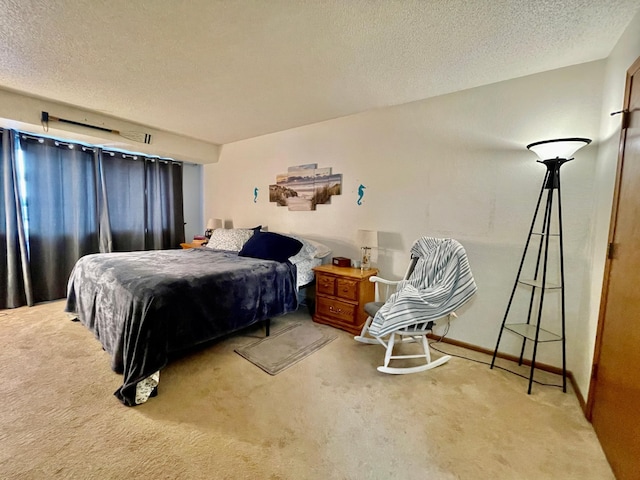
[0,300,614,479]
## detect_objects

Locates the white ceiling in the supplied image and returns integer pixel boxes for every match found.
[0,0,638,145]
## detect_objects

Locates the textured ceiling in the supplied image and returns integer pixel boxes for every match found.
[0,0,638,145]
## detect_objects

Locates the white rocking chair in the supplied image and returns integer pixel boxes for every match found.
[354,237,476,375]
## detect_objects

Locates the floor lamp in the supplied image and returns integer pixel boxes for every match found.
[490,137,591,394]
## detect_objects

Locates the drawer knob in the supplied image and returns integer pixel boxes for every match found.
[329,306,342,314]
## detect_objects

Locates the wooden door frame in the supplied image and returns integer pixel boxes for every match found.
[585,55,640,420]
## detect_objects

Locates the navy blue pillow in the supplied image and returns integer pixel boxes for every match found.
[239,232,303,262]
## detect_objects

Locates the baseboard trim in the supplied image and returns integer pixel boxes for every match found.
[428,333,587,414]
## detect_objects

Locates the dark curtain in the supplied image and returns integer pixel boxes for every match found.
[1,130,32,308]
[94,149,113,253]
[0,129,186,308]
[102,153,146,251]
[19,136,100,303]
[145,158,185,250]
[101,154,184,251]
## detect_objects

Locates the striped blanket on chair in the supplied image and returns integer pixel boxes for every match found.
[368,237,477,337]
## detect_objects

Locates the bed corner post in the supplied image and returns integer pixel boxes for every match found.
[265,318,270,337]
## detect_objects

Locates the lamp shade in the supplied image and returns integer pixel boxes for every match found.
[356,229,378,248]
[206,218,222,230]
[526,137,591,161]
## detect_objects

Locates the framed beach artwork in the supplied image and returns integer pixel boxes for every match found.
[269,164,342,211]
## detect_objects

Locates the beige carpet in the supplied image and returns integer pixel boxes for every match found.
[0,300,614,479]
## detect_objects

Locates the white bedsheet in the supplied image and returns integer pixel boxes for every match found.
[295,257,322,288]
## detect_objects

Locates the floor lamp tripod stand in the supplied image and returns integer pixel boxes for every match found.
[490,138,591,394]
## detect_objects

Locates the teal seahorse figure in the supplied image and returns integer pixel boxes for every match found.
[254,187,259,203]
[357,184,366,205]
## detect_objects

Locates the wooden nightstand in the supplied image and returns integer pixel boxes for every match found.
[312,264,378,335]
[180,239,206,249]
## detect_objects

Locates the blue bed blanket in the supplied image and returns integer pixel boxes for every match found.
[65,248,298,406]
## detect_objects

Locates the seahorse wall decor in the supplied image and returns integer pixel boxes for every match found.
[268,164,342,211]
[254,187,259,203]
[357,184,366,205]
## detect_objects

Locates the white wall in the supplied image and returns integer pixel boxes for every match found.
[204,60,607,394]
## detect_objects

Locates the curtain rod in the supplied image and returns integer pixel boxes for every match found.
[14,128,182,165]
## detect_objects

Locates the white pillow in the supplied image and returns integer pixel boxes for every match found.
[306,239,332,258]
[287,236,333,263]
[287,235,317,262]
[206,228,255,252]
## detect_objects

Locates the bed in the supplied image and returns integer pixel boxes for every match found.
[65,229,330,406]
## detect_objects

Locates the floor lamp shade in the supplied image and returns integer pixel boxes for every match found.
[526,137,591,161]
[527,138,591,190]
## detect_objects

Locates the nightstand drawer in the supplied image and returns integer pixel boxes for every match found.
[316,297,356,324]
[317,274,335,295]
[336,278,358,301]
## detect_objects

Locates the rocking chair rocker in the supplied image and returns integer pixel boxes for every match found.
[354,237,477,374]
